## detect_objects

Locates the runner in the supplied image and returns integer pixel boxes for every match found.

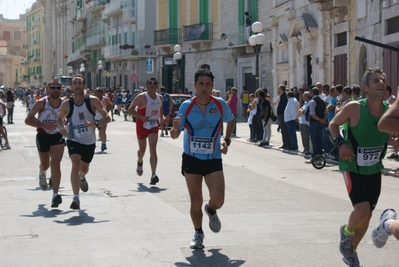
[159,86,172,137]
[370,91,399,248]
[128,77,164,185]
[170,69,234,249]
[329,67,389,267]
[0,93,10,149]
[56,75,110,209]
[25,79,65,207]
[94,88,112,152]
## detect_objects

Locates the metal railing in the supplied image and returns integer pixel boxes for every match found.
[183,23,213,42]
[154,28,181,46]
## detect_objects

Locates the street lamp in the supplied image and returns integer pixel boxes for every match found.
[68,66,73,77]
[80,63,85,81]
[248,21,266,89]
[173,44,182,93]
[97,60,103,87]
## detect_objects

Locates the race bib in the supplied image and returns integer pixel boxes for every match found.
[190,137,214,154]
[74,124,89,137]
[143,118,158,129]
[356,146,383,167]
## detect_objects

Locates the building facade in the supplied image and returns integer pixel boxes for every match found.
[0,14,27,87]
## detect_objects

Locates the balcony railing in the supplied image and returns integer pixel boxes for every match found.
[154,28,181,46]
[77,8,87,22]
[104,44,122,58]
[122,6,136,23]
[104,0,123,16]
[87,0,106,12]
[86,35,106,47]
[183,23,213,42]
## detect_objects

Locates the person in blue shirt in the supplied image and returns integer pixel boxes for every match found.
[170,69,234,249]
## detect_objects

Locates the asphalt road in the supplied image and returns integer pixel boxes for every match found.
[0,101,398,267]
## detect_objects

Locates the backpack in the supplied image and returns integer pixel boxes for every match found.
[66,95,95,119]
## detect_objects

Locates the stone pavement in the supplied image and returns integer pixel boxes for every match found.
[232,119,399,178]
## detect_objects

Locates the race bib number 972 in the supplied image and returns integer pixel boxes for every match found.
[356,146,383,167]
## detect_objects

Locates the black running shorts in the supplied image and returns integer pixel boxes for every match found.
[36,133,65,152]
[181,153,223,177]
[66,140,96,163]
[342,171,381,210]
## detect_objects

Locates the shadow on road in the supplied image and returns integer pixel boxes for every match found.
[175,248,245,267]
[135,182,167,193]
[53,210,110,226]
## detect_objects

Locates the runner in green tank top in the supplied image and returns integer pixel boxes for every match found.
[329,67,389,267]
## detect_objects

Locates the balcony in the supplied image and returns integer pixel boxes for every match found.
[86,35,106,48]
[119,46,156,59]
[33,40,40,45]
[77,8,87,22]
[122,6,136,23]
[22,44,28,48]
[103,0,123,17]
[183,23,213,49]
[154,28,181,52]
[87,0,105,13]
[104,44,123,60]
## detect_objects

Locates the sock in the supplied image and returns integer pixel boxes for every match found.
[137,161,143,166]
[344,226,354,236]
[73,194,79,199]
[52,193,58,198]
[384,219,394,234]
[395,152,398,156]
[80,176,85,181]
[152,173,157,178]
[195,227,203,234]
[206,205,216,215]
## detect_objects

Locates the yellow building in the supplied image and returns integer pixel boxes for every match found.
[0,14,27,87]
[24,2,44,87]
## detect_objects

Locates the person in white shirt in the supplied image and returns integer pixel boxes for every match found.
[284,91,300,150]
[299,92,312,155]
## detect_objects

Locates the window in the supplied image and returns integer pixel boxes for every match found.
[336,32,347,47]
[387,16,399,35]
[3,31,10,40]
[14,31,21,40]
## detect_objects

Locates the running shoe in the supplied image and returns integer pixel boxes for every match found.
[4,143,10,149]
[48,176,52,187]
[136,161,143,176]
[342,252,362,267]
[190,231,204,249]
[80,177,89,192]
[387,153,399,159]
[339,224,354,258]
[39,172,48,190]
[160,131,164,137]
[70,197,80,210]
[372,209,396,248]
[150,174,159,185]
[205,204,221,233]
[165,128,169,136]
[51,194,62,208]
[101,143,107,152]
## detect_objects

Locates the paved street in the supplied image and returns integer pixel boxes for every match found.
[0,101,398,267]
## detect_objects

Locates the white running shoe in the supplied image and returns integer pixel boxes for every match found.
[205,204,221,233]
[39,172,48,190]
[372,209,396,248]
[190,231,204,249]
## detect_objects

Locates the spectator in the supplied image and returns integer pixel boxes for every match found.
[277,84,290,149]
[284,91,300,150]
[227,87,238,137]
[299,91,312,156]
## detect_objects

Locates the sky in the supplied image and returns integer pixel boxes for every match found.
[0,0,36,20]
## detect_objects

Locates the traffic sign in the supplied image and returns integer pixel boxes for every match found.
[130,73,138,83]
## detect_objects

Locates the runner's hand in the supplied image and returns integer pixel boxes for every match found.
[220,141,228,154]
[172,115,181,130]
[339,143,355,162]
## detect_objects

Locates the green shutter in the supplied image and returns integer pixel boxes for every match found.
[199,0,209,23]
[132,31,135,45]
[238,0,245,44]
[169,0,178,44]
[251,0,258,23]
[124,32,127,44]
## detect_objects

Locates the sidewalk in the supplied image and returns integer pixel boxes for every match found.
[233,120,399,178]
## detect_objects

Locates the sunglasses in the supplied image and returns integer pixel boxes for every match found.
[147,81,158,85]
[50,86,62,90]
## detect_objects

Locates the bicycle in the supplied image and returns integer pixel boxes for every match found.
[311,127,338,169]
[0,125,7,149]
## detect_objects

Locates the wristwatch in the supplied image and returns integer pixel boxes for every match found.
[224,138,231,146]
